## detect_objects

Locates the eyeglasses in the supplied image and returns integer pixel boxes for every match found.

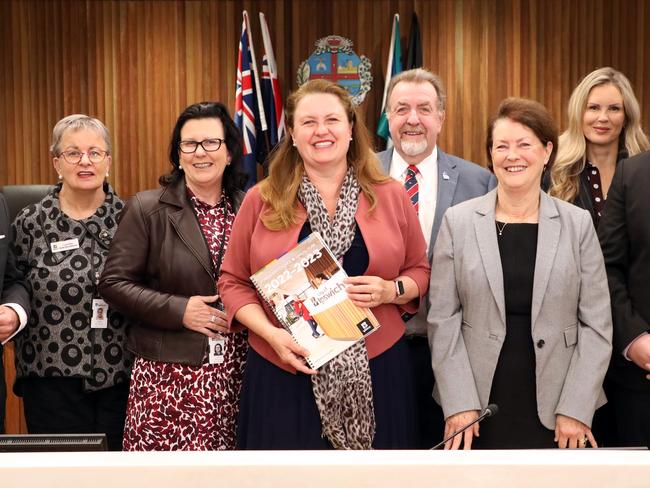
[59,149,109,165]
[179,138,224,154]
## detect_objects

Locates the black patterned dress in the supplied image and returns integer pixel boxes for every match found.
[12,183,132,391]
[11,183,132,450]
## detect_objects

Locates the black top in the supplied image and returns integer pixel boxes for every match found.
[298,222,369,276]
[475,222,555,449]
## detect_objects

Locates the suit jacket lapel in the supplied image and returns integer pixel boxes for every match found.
[169,206,214,280]
[531,191,560,331]
[377,148,393,174]
[431,150,458,261]
[474,190,506,326]
[161,182,214,281]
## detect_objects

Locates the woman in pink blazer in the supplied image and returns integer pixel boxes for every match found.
[219,80,430,450]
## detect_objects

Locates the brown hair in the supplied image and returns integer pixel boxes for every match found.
[486,97,558,171]
[259,79,388,230]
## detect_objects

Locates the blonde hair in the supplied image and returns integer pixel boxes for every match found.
[259,79,388,230]
[550,67,649,201]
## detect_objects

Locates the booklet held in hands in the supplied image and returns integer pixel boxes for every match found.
[250,232,380,369]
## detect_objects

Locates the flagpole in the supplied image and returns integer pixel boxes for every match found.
[243,10,268,133]
[380,13,399,112]
[259,12,286,141]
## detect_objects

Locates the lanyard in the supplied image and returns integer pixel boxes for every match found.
[212,196,229,281]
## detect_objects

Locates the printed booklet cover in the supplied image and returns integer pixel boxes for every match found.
[250,232,380,369]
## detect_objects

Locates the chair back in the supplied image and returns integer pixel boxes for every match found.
[0,185,53,221]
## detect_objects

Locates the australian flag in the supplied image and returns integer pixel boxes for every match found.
[235,15,262,190]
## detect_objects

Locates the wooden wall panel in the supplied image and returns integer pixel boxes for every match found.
[2,0,649,195]
[2,0,650,434]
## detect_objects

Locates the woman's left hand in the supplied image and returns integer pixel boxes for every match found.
[555,414,597,448]
[345,276,395,308]
[182,294,229,338]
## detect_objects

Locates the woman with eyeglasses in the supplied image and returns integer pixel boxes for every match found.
[99,102,248,450]
[10,114,132,450]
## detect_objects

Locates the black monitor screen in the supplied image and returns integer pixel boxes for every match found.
[0,433,107,452]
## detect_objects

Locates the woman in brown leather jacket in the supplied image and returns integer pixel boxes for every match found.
[99,102,247,450]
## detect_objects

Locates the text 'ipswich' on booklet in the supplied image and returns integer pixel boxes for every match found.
[250,232,380,369]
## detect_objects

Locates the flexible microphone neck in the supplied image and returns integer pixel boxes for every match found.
[430,404,499,450]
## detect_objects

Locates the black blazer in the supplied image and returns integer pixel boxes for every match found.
[0,195,30,315]
[598,152,650,392]
[0,194,30,430]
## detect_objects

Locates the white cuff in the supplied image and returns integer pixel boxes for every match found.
[1,303,28,345]
[623,331,649,361]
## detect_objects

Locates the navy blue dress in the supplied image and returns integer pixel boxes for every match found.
[236,223,418,449]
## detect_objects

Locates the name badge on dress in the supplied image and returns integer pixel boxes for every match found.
[208,336,225,365]
[91,298,108,328]
[50,238,80,253]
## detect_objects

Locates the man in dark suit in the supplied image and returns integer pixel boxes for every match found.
[376,68,496,448]
[0,193,30,433]
[598,151,650,447]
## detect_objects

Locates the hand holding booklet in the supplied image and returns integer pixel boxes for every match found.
[250,232,380,369]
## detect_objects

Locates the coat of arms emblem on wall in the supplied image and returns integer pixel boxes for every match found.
[297,35,372,106]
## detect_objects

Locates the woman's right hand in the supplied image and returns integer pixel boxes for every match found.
[182,294,229,338]
[265,327,318,375]
[444,410,480,449]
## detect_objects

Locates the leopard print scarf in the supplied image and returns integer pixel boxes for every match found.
[298,167,376,450]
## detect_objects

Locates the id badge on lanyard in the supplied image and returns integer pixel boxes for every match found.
[91,298,108,328]
[208,336,225,364]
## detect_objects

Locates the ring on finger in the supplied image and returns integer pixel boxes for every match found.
[210,314,217,324]
[578,435,588,448]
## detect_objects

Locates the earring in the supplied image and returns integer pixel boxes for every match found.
[179,165,184,171]
[58,174,62,180]
[349,137,353,141]
[105,171,110,177]
[292,140,297,147]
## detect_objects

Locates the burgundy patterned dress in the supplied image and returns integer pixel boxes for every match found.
[122,191,247,451]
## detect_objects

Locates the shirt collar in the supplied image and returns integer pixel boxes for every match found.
[186,186,225,211]
[391,146,438,180]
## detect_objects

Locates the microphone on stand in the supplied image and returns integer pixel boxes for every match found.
[430,403,499,450]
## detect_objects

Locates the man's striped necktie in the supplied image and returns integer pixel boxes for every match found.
[404,164,420,213]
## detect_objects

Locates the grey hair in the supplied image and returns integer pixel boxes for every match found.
[50,114,112,156]
[385,68,447,112]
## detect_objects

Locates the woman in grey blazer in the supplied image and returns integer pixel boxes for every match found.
[428,98,612,449]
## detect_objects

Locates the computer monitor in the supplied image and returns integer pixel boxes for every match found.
[0,433,107,452]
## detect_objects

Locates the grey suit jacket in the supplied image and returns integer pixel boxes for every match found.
[377,147,496,261]
[427,189,612,429]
